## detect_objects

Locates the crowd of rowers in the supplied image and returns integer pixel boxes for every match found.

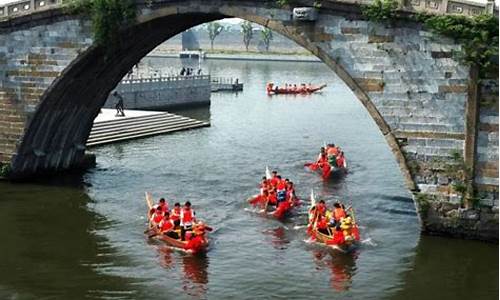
[266,83,317,93]
[308,200,360,245]
[148,199,212,242]
[317,144,346,169]
[248,170,301,217]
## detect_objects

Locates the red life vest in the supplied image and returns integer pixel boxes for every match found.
[158,203,169,213]
[317,217,328,230]
[171,207,181,221]
[276,180,286,191]
[317,204,326,216]
[152,212,163,224]
[181,208,195,224]
[333,208,346,221]
[270,177,279,187]
[160,219,173,232]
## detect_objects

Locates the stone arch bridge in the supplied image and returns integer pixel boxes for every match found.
[0,0,498,240]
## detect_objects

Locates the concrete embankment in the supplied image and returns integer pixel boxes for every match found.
[103,75,211,111]
[87,109,209,147]
[148,52,321,63]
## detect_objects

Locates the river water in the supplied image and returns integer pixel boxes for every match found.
[0,57,497,300]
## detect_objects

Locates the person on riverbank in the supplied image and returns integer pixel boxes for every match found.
[112,91,125,117]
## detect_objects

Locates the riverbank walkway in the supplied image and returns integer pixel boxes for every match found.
[87,109,210,147]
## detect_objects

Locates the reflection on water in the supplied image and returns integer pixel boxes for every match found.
[312,250,358,292]
[0,182,140,300]
[155,246,209,299]
[391,235,498,300]
[263,226,291,250]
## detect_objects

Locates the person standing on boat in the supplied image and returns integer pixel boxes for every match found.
[270,171,279,187]
[180,201,196,241]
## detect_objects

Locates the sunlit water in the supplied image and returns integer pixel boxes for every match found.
[0,58,497,300]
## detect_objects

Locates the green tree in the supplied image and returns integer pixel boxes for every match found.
[261,27,273,52]
[206,22,224,50]
[64,0,136,48]
[241,21,253,51]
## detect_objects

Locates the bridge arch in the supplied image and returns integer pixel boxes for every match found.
[3,1,471,196]
[8,3,412,184]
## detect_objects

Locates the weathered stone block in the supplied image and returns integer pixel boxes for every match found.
[431,51,453,59]
[341,27,360,34]
[354,78,384,92]
[368,35,394,43]
[438,85,468,93]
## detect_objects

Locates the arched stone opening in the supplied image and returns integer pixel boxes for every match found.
[11,4,416,192]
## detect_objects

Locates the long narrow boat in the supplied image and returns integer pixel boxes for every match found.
[305,148,347,179]
[308,190,360,252]
[145,192,210,254]
[266,83,327,95]
[246,166,298,220]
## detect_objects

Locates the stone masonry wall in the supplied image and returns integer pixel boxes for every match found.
[475,79,499,207]
[309,14,469,194]
[0,19,93,165]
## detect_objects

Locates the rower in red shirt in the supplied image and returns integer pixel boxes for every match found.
[316,200,327,216]
[156,198,169,213]
[276,176,286,192]
[333,202,346,222]
[150,207,164,228]
[259,177,269,195]
[268,189,278,207]
[316,215,329,235]
[170,202,182,228]
[180,201,196,241]
[159,213,174,233]
[270,171,279,187]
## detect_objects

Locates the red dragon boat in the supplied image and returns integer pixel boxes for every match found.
[305,144,347,179]
[307,191,360,252]
[145,192,210,254]
[266,83,327,95]
[247,167,300,220]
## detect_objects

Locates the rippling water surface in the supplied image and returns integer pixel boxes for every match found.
[0,57,497,300]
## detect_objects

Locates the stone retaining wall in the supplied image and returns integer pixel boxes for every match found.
[104,75,211,110]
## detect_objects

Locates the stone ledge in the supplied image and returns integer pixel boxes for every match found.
[421,202,499,243]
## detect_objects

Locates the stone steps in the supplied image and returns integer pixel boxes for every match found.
[87,112,209,147]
